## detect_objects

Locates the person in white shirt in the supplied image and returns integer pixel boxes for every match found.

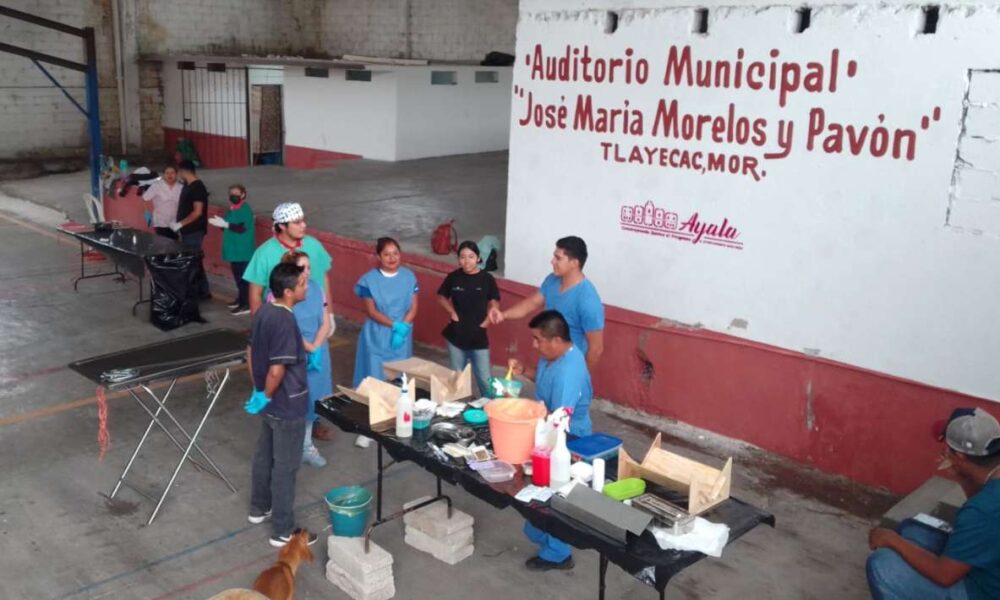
[142,164,182,239]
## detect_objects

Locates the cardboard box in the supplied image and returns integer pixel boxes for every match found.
[551,483,652,543]
[336,377,402,430]
[618,433,732,515]
[383,357,472,403]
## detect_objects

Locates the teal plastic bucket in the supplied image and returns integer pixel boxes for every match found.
[325,486,372,537]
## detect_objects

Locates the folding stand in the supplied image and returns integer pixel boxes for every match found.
[108,370,237,525]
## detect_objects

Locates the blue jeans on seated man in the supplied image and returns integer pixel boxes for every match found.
[867,519,970,600]
[446,342,492,398]
[524,521,572,563]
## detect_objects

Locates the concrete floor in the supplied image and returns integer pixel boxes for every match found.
[0,176,893,599]
[0,152,509,269]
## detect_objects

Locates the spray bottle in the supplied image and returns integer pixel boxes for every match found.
[549,419,571,490]
[395,373,413,438]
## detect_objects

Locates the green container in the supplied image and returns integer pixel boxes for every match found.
[325,486,372,537]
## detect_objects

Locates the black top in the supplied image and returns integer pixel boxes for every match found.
[437,269,500,350]
[177,179,209,234]
[250,304,308,420]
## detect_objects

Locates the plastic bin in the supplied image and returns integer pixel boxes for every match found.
[567,434,623,463]
[325,486,372,537]
[484,398,547,464]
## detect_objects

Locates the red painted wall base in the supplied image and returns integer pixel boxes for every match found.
[284,145,363,169]
[163,128,249,170]
[104,188,996,494]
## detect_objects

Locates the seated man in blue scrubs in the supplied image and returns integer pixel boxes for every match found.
[490,236,605,372]
[509,309,592,571]
[867,408,1000,600]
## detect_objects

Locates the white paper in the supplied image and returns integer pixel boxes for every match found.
[649,517,730,558]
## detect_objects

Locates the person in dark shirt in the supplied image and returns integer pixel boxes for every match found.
[244,262,317,548]
[867,408,1000,600]
[436,240,500,396]
[173,159,211,298]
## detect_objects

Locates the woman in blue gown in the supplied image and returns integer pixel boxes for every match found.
[281,251,332,467]
[352,238,419,448]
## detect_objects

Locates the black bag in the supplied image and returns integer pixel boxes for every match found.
[146,252,206,331]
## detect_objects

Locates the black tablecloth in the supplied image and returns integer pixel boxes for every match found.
[317,394,775,592]
[64,228,186,278]
[68,329,247,390]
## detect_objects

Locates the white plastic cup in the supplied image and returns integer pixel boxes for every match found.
[592,458,605,493]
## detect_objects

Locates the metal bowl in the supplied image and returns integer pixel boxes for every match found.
[431,422,476,446]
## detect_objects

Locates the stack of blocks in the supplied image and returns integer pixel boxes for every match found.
[402,496,475,565]
[326,536,395,600]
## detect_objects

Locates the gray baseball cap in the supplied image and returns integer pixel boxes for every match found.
[944,408,1000,457]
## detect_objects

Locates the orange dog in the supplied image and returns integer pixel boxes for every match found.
[252,530,315,600]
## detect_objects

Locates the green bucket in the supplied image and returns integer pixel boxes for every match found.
[325,486,372,537]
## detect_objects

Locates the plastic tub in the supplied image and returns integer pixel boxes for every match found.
[484,398,547,464]
[325,486,372,537]
[479,461,516,483]
[567,434,623,463]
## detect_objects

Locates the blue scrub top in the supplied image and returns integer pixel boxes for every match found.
[292,280,333,403]
[539,274,604,356]
[352,267,419,386]
[535,346,593,437]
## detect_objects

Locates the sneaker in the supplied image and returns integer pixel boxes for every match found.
[248,509,272,524]
[270,529,319,548]
[226,299,240,308]
[355,435,372,449]
[302,445,327,468]
[524,556,575,571]
[230,305,250,316]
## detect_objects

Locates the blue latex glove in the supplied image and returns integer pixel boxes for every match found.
[244,389,270,415]
[144,210,153,226]
[390,321,412,350]
[307,349,323,372]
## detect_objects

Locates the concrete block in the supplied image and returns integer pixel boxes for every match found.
[404,522,474,549]
[402,496,474,538]
[881,476,967,529]
[327,535,394,583]
[404,526,475,565]
[326,559,395,600]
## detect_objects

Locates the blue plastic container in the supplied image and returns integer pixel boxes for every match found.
[567,433,623,463]
[325,486,372,537]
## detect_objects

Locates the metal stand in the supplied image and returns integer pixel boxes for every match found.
[108,369,237,525]
[363,441,452,553]
[73,240,126,290]
[131,273,148,316]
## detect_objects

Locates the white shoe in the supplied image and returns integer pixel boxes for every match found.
[355,435,372,449]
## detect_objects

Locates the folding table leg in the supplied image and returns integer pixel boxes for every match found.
[124,386,213,475]
[598,553,609,600]
[376,442,384,521]
[146,369,233,525]
[110,379,180,500]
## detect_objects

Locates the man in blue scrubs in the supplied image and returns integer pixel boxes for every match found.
[490,236,604,372]
[867,408,1000,600]
[510,310,592,571]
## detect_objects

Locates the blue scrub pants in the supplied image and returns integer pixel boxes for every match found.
[524,521,572,563]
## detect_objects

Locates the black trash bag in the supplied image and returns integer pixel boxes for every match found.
[146,253,206,331]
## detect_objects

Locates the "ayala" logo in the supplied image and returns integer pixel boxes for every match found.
[620,200,742,249]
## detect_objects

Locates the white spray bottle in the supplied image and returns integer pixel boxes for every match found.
[395,373,413,438]
[549,419,571,491]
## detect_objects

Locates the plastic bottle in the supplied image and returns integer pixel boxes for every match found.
[549,422,571,490]
[534,418,546,448]
[592,458,606,493]
[395,373,413,438]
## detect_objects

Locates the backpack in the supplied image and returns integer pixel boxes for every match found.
[432,220,458,255]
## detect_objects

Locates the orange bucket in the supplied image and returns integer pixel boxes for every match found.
[484,398,547,464]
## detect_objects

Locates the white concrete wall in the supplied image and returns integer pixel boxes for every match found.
[395,67,513,160]
[506,3,1000,401]
[282,67,399,161]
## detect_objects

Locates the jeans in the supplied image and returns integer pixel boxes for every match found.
[867,519,970,600]
[446,342,492,397]
[180,231,210,299]
[524,521,572,563]
[230,261,249,307]
[250,414,306,537]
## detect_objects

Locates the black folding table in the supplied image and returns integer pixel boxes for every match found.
[317,394,775,599]
[59,225,191,315]
[69,329,247,525]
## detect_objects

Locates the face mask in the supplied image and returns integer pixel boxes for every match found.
[229,195,242,204]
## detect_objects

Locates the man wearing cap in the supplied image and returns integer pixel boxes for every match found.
[244,202,335,441]
[867,408,1000,600]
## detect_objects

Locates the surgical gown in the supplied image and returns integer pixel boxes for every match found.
[352,268,418,386]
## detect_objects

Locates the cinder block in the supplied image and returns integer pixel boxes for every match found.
[404,527,475,565]
[327,535,394,583]
[402,496,474,538]
[881,476,967,529]
[327,559,395,600]
[404,522,474,549]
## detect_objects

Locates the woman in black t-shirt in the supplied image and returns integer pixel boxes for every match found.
[436,241,501,397]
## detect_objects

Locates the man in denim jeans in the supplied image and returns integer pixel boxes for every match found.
[867,408,1000,600]
[244,262,318,547]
